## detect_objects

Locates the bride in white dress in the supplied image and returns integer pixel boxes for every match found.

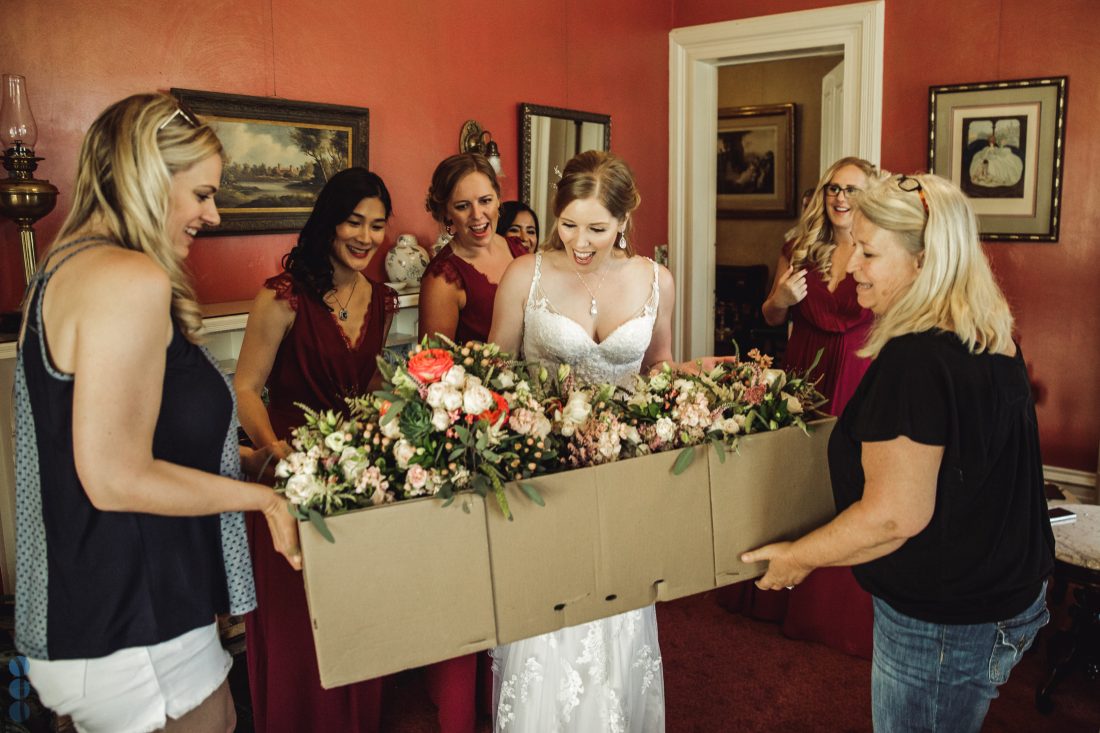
[489,151,700,733]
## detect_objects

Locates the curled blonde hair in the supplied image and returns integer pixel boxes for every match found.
[543,150,640,256]
[787,156,879,278]
[50,93,222,342]
[854,173,1014,358]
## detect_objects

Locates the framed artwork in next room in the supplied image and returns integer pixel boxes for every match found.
[928,77,1067,242]
[171,88,370,235]
[716,103,797,219]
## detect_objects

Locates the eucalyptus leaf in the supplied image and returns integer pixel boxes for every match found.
[671,446,695,475]
[519,482,545,507]
[308,508,335,544]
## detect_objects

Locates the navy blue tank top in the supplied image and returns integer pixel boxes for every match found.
[14,239,256,660]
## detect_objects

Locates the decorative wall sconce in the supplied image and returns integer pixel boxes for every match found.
[0,74,58,284]
[459,119,502,175]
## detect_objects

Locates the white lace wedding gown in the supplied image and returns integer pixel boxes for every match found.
[492,253,666,733]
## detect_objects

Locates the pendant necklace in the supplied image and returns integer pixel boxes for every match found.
[331,275,359,321]
[573,260,611,317]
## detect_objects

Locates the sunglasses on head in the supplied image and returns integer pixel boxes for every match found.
[158,100,201,131]
[897,175,929,215]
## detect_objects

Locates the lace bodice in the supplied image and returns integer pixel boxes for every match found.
[522,254,659,388]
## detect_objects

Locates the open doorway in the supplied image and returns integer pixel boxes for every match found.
[667,1,884,361]
[714,55,842,360]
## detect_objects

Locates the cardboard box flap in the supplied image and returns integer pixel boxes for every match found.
[301,495,497,688]
[486,469,603,644]
[591,444,715,607]
[710,418,837,586]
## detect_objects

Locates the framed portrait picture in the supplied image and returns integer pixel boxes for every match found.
[171,88,370,234]
[928,77,1067,242]
[716,103,797,219]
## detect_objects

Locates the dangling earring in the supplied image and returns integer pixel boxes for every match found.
[618,232,628,250]
[445,220,454,237]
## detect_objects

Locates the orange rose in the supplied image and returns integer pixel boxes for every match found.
[406,348,455,384]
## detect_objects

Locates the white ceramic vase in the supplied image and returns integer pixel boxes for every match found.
[385,234,429,287]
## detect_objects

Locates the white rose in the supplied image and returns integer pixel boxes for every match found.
[393,439,417,469]
[784,393,804,414]
[431,408,453,431]
[496,371,515,389]
[442,386,463,411]
[284,473,324,505]
[559,391,592,436]
[654,416,677,443]
[648,372,670,391]
[380,415,402,439]
[463,383,495,416]
[620,424,642,444]
[442,365,467,389]
[533,413,552,439]
[324,431,347,452]
[425,382,449,409]
[274,459,291,479]
[762,369,787,389]
[715,417,741,435]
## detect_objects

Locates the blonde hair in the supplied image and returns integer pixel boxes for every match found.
[543,150,640,256]
[787,156,879,278]
[854,173,1015,358]
[50,93,222,342]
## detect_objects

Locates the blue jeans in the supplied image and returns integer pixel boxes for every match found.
[871,583,1049,732]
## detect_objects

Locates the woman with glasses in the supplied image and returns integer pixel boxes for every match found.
[744,173,1053,731]
[13,93,301,733]
[722,158,880,656]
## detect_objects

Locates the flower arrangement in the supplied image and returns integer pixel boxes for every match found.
[273,339,826,535]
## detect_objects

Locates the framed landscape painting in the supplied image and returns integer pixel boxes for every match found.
[171,88,370,234]
[716,103,797,219]
[928,77,1067,242]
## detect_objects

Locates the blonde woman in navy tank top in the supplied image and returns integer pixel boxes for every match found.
[14,93,300,733]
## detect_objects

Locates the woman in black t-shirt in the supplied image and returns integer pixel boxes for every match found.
[742,173,1054,732]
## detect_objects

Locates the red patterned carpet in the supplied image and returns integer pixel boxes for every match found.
[375,590,1099,732]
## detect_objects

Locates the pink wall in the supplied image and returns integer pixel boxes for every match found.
[3,0,1097,472]
[0,0,671,305]
[675,0,1100,472]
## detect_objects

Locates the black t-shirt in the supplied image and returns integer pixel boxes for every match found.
[829,330,1054,624]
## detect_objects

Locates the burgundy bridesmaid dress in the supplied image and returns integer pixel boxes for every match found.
[421,238,528,343]
[777,257,875,659]
[246,273,409,732]
[719,254,876,659]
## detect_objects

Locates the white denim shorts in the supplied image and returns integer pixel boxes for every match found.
[26,621,231,733]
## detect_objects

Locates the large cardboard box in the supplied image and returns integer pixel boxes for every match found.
[300,418,836,688]
[486,443,715,644]
[300,494,497,689]
[710,419,837,586]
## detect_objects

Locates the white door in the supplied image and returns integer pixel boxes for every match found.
[820,60,845,177]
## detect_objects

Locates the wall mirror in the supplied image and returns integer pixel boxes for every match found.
[518,103,611,236]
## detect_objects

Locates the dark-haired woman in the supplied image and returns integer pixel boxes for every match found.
[235,167,398,732]
[497,200,540,252]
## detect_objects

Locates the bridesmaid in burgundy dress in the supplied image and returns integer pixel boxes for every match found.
[234,168,398,732]
[420,153,529,344]
[761,156,880,657]
[417,153,528,725]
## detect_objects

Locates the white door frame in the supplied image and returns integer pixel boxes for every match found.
[667,1,885,360]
